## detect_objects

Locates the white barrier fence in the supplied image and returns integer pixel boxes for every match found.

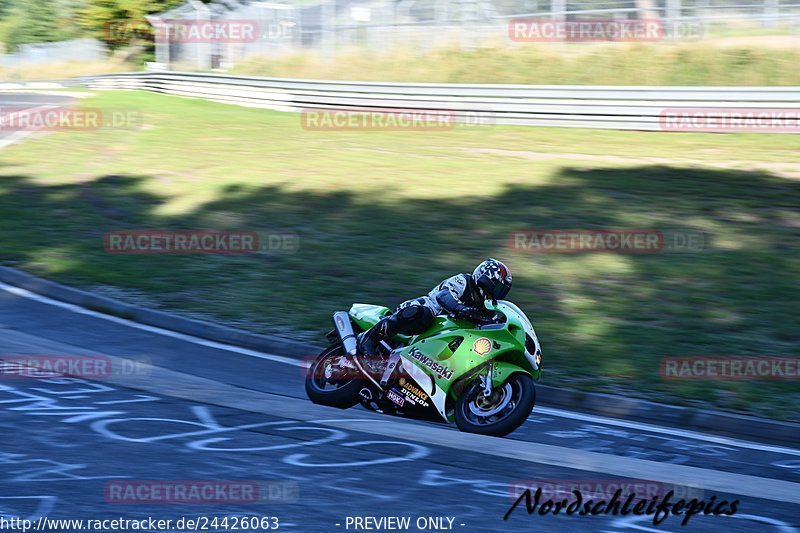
[76,71,800,132]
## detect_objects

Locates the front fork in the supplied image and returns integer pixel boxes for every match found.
[479,362,494,397]
[379,348,401,388]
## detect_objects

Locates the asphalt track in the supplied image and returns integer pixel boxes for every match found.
[1,92,799,532]
[0,93,77,149]
[1,279,800,533]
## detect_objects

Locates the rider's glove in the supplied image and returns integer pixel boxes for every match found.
[457,306,493,324]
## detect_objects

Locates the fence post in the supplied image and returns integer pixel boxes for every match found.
[321,0,335,60]
[666,0,681,38]
[636,0,659,20]
[148,16,170,69]
[551,0,565,43]
[764,0,779,27]
[195,2,211,70]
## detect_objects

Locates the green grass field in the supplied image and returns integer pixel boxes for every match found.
[1,90,798,419]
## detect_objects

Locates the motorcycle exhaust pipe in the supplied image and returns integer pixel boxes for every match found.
[332,311,358,356]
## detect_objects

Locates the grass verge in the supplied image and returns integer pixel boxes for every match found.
[231,40,800,86]
[0,90,798,419]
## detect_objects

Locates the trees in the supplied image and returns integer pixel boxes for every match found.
[1,0,70,51]
[80,0,191,48]
[0,0,194,51]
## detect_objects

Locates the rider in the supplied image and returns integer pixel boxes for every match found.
[358,259,512,356]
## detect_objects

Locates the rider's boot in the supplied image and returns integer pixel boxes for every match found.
[357,315,399,357]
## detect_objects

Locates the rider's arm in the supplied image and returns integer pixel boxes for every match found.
[435,288,468,315]
[433,275,487,321]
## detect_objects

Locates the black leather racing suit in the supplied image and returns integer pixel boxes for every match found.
[358,273,492,355]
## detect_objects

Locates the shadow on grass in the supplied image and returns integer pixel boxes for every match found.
[0,166,798,417]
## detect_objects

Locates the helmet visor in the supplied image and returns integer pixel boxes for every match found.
[493,281,511,300]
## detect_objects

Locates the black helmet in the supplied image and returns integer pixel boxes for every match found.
[473,258,512,300]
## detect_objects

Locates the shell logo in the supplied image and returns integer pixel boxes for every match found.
[472,337,492,356]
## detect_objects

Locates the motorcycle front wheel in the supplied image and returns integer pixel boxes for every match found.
[454,373,536,437]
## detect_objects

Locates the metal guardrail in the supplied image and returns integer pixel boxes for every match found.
[76,71,800,131]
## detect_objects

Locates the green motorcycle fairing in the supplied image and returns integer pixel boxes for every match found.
[348,301,542,422]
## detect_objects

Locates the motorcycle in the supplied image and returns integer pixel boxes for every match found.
[305,300,542,437]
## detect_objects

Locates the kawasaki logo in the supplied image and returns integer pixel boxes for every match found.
[408,347,454,381]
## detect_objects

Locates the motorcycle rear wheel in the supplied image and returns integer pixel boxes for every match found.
[305,345,363,409]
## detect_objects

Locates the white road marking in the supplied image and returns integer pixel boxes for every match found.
[0,104,60,150]
[322,417,800,505]
[0,90,91,99]
[2,279,799,461]
[3,319,799,507]
[0,282,305,368]
[0,129,38,150]
[533,406,800,457]
[106,359,800,505]
[0,100,69,105]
